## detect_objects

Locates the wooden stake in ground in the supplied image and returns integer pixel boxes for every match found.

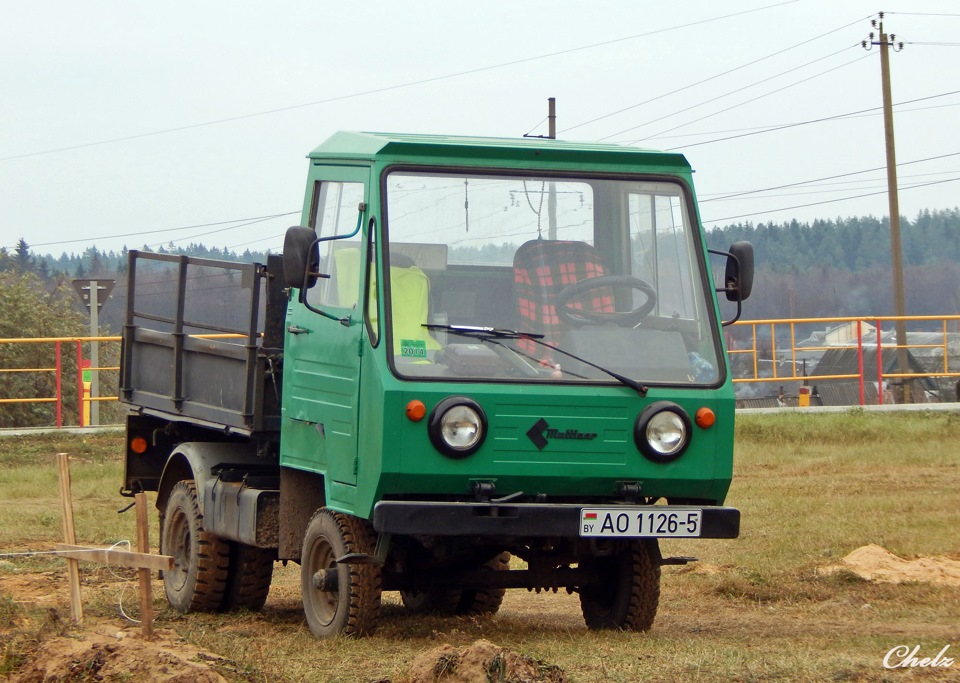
[135,492,154,638]
[57,452,83,624]
[54,454,170,634]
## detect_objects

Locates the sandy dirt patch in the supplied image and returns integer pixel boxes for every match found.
[822,544,960,585]
[397,639,565,683]
[6,624,234,683]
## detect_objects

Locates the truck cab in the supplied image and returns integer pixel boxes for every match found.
[120,131,753,638]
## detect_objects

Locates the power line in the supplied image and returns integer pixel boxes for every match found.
[700,151,960,203]
[627,52,872,144]
[639,100,960,142]
[9,211,299,251]
[564,15,870,135]
[227,234,286,251]
[0,0,799,164]
[146,214,293,250]
[887,11,960,17]
[599,44,863,141]
[660,88,960,150]
[701,176,960,224]
[703,175,960,202]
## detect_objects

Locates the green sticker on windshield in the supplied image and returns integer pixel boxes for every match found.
[401,339,427,358]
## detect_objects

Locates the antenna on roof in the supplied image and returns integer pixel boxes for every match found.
[523,98,557,140]
[548,97,556,139]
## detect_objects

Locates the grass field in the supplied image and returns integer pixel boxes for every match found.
[1,411,959,682]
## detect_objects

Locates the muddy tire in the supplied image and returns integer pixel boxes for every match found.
[300,509,382,638]
[400,551,510,615]
[399,586,462,614]
[455,551,510,615]
[160,480,230,612]
[220,542,275,612]
[579,541,660,631]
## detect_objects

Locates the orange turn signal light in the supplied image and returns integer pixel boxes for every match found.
[130,436,149,454]
[406,400,427,422]
[695,407,716,429]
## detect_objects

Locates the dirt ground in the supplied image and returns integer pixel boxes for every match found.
[1,565,568,682]
[10,625,230,683]
[3,545,959,682]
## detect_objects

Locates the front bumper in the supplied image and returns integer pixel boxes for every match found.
[373,501,740,538]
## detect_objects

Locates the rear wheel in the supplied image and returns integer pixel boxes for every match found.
[400,551,510,615]
[399,586,461,614]
[455,551,510,615]
[220,542,275,612]
[160,480,230,612]
[300,509,382,638]
[579,541,660,631]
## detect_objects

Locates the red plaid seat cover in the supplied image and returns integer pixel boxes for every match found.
[512,240,615,355]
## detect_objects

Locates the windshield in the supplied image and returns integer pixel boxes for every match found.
[382,170,722,386]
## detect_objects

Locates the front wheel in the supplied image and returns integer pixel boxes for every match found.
[579,541,660,631]
[160,480,230,612]
[300,509,382,638]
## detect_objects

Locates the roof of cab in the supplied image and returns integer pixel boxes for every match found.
[307,131,691,170]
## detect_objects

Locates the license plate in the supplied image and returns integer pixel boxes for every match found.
[579,508,703,538]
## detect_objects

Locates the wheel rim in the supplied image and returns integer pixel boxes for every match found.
[304,533,339,627]
[167,507,191,591]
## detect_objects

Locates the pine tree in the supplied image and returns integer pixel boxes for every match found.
[87,247,104,276]
[14,238,33,273]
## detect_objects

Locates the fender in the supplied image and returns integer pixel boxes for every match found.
[156,441,264,515]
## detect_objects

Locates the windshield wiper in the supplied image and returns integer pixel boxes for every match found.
[423,324,648,396]
[423,324,543,340]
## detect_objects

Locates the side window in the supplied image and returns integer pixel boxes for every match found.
[306,181,365,309]
[629,190,697,320]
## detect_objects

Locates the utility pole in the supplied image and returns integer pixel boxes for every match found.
[863,14,910,402]
[547,97,558,239]
[72,279,116,425]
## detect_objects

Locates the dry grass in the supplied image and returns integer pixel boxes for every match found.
[1,412,959,682]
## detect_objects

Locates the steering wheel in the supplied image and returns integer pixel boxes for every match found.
[555,275,657,327]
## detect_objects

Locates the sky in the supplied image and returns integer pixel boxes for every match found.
[2,0,959,260]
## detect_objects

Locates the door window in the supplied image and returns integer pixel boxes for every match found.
[306,181,365,309]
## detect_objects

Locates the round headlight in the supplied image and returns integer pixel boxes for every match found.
[635,402,692,463]
[428,397,487,458]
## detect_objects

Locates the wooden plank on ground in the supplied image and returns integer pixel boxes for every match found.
[53,544,174,572]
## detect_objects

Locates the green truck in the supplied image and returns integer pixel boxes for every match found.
[119,131,753,637]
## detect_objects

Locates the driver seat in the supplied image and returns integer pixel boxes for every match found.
[512,240,615,355]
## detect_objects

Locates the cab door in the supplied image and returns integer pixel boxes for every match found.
[280,166,369,490]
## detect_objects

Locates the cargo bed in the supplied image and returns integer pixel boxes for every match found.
[119,251,285,435]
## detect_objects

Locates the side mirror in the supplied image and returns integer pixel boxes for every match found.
[283,226,319,300]
[724,241,754,302]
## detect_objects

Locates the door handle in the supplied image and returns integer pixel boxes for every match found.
[287,325,311,335]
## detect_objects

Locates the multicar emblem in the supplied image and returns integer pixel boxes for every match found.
[526,418,598,451]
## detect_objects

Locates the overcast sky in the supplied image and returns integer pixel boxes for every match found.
[2,0,959,259]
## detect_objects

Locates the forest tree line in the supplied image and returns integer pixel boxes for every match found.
[3,206,957,325]
[703,208,960,320]
[2,208,958,427]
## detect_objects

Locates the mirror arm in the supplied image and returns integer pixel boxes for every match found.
[708,248,743,326]
[708,248,743,298]
[721,298,743,327]
[297,204,366,325]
